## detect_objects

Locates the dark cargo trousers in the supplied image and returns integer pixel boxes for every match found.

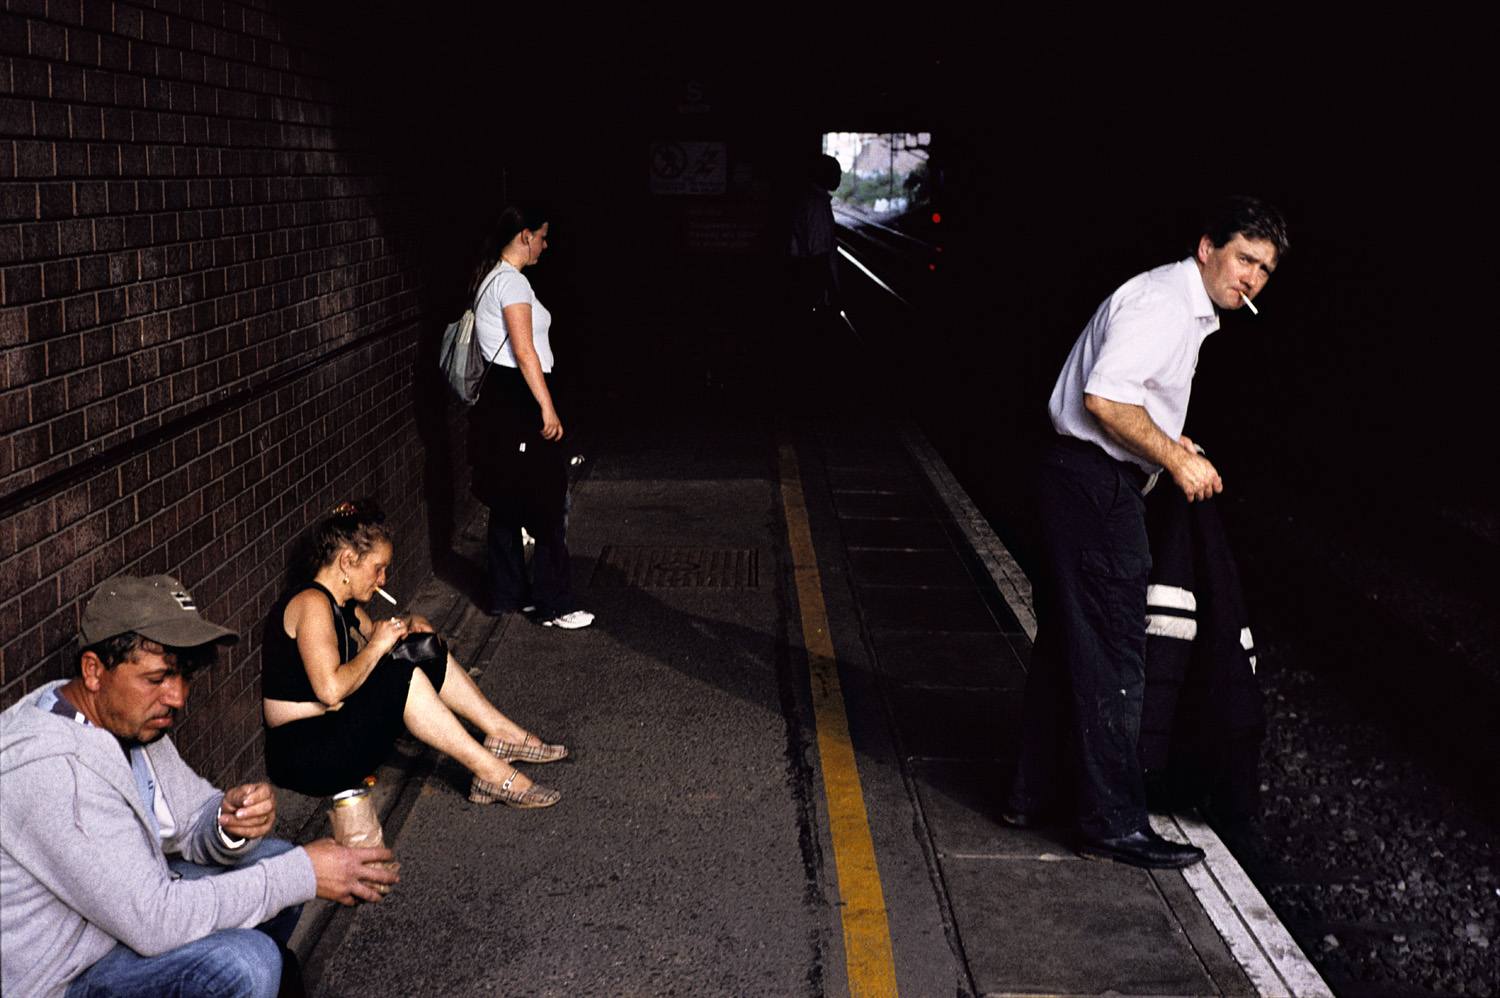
[1008,435,1153,840]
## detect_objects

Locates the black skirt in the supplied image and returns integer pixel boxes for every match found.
[264,651,446,797]
[467,365,567,528]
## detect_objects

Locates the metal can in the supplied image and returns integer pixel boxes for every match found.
[331,787,368,808]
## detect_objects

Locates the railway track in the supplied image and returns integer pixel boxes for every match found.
[836,214,1500,996]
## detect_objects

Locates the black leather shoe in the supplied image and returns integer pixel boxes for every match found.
[1077,828,1205,868]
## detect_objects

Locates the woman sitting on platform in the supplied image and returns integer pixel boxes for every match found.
[262,500,565,808]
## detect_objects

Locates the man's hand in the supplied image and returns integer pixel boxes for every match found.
[303,839,400,905]
[1168,439,1224,502]
[219,782,276,840]
[1085,397,1224,502]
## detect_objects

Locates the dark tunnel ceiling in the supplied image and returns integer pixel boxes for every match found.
[364,0,949,129]
[361,1,1488,149]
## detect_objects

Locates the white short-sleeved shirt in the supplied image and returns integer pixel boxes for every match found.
[473,262,554,372]
[1048,257,1219,471]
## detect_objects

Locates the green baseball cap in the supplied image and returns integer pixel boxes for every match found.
[81,575,239,648]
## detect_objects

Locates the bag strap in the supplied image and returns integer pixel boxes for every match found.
[470,264,512,397]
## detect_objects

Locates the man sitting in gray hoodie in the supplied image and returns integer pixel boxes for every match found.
[1,575,399,998]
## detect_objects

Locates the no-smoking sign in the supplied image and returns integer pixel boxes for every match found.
[649,141,726,195]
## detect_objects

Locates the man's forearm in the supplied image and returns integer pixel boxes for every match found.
[1084,394,1223,501]
[1084,395,1181,469]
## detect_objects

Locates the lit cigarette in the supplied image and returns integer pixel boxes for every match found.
[1240,292,1259,315]
[375,586,397,604]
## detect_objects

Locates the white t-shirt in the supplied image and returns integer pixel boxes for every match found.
[1048,257,1219,471]
[473,262,554,372]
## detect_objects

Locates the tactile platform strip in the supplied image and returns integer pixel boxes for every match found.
[591,546,759,588]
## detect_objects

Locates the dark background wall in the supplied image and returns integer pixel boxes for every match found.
[3,1,1490,785]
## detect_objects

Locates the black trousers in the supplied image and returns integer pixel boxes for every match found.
[470,366,577,619]
[1008,436,1153,839]
[485,474,575,619]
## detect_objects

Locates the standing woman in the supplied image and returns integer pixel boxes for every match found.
[469,204,594,629]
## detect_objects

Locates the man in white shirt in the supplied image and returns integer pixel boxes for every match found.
[1004,196,1289,868]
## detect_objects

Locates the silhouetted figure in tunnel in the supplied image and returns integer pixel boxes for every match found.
[787,153,842,313]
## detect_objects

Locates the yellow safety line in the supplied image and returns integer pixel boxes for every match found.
[778,443,899,998]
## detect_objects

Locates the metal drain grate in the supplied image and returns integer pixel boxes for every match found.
[591,546,759,588]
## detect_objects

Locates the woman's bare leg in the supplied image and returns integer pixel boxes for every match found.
[401,615,546,745]
[433,656,530,743]
[402,668,534,791]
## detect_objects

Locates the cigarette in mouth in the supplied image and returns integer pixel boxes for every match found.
[375,586,397,604]
[1240,292,1259,315]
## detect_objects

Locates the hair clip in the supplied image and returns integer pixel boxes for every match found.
[331,501,359,516]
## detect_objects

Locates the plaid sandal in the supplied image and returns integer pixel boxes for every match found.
[484,731,568,764]
[469,770,561,809]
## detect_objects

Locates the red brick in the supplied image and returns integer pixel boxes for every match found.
[117,143,146,175]
[60,220,94,256]
[89,275,123,318]
[40,258,78,297]
[0,227,20,267]
[33,101,70,140]
[0,182,38,223]
[26,299,63,338]
[103,181,134,212]
[55,142,88,176]
[46,1,86,29]
[0,14,31,56]
[99,106,130,141]
[49,64,86,103]
[62,292,96,331]
[75,181,107,215]
[66,26,101,66]
[6,425,45,473]
[121,520,153,562]
[97,35,128,72]
[28,20,67,60]
[82,396,115,438]
[14,141,55,178]
[114,4,144,42]
[140,8,170,46]
[3,341,44,387]
[37,182,73,219]
[3,263,43,305]
[58,557,93,608]
[37,528,74,579]
[19,570,59,632]
[9,57,49,99]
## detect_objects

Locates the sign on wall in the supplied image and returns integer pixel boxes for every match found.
[649,140,727,196]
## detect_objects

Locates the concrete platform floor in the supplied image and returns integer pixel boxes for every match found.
[271,379,1326,997]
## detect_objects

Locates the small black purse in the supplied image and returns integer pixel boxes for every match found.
[389,632,448,666]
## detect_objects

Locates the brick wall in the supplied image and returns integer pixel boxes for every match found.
[1,0,492,785]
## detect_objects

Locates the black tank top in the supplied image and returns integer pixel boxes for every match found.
[261,583,362,702]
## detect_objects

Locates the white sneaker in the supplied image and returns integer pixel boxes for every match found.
[541,610,594,629]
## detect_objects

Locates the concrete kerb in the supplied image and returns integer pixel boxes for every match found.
[286,744,438,985]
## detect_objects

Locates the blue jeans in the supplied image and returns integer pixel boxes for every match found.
[65,839,302,998]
